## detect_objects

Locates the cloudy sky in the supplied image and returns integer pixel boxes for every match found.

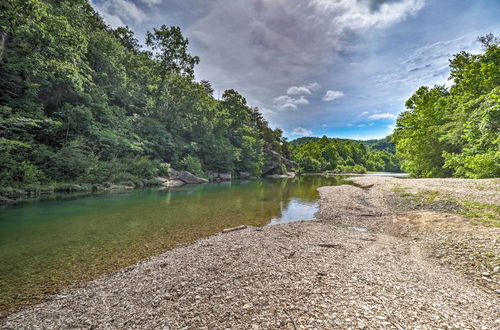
[91,0,500,140]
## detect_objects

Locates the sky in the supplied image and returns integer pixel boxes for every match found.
[91,0,500,140]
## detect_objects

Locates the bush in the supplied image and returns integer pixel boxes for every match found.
[127,157,160,179]
[53,183,87,193]
[181,155,205,177]
[336,164,367,174]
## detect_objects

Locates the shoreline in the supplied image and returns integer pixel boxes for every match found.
[0,172,407,207]
[2,177,499,328]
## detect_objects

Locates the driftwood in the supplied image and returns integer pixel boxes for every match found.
[222,225,247,233]
[318,243,342,249]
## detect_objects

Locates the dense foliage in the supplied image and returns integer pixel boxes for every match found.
[362,135,396,154]
[290,136,400,173]
[394,34,500,178]
[0,0,289,187]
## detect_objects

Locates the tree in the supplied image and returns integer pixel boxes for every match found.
[394,34,500,178]
[146,25,199,107]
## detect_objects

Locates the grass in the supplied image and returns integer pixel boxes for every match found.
[460,201,500,227]
[392,185,500,227]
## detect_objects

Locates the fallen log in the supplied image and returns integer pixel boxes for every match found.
[222,225,247,233]
[318,243,342,249]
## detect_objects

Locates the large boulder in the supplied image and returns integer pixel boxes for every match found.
[206,172,232,182]
[218,173,232,181]
[265,172,296,179]
[262,145,299,175]
[173,170,209,184]
[238,172,251,179]
[163,179,186,187]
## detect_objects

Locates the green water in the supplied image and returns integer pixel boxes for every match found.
[0,176,349,315]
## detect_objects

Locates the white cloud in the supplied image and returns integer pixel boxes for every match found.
[290,127,313,137]
[360,111,370,116]
[323,90,344,101]
[274,95,309,111]
[287,86,312,95]
[368,113,397,120]
[91,0,146,28]
[287,82,321,95]
[357,124,367,127]
[375,32,483,93]
[140,0,162,4]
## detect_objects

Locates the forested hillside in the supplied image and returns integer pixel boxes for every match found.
[290,136,400,173]
[394,34,500,178]
[0,0,290,188]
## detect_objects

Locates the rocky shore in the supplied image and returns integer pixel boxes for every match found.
[2,177,499,329]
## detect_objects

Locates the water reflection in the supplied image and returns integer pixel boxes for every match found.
[269,198,318,225]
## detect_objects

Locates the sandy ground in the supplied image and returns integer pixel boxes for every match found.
[2,177,499,329]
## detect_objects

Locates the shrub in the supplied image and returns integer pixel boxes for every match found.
[181,155,205,177]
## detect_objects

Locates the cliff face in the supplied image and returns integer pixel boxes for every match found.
[262,147,298,175]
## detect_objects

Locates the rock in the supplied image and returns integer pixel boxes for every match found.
[207,172,232,182]
[265,172,296,179]
[238,172,251,179]
[171,171,208,184]
[265,174,289,179]
[155,177,169,183]
[262,145,298,175]
[218,173,232,181]
[163,180,186,187]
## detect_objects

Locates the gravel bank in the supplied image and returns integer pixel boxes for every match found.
[2,177,499,329]
[349,176,500,205]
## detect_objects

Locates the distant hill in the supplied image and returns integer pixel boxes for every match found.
[361,135,396,154]
[291,135,396,154]
[290,137,321,146]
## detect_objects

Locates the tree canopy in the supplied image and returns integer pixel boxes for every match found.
[290,136,401,173]
[393,34,500,178]
[0,0,288,187]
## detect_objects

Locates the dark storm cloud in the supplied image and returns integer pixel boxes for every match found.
[360,0,404,12]
[187,0,425,108]
[91,0,426,134]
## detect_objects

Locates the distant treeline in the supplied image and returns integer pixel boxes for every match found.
[393,34,499,178]
[289,136,401,173]
[0,0,291,188]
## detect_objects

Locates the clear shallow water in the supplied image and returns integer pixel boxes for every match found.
[269,198,318,225]
[0,176,350,315]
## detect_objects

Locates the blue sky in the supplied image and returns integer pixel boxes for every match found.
[91,0,500,140]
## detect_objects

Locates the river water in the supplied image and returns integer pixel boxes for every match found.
[0,175,350,314]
